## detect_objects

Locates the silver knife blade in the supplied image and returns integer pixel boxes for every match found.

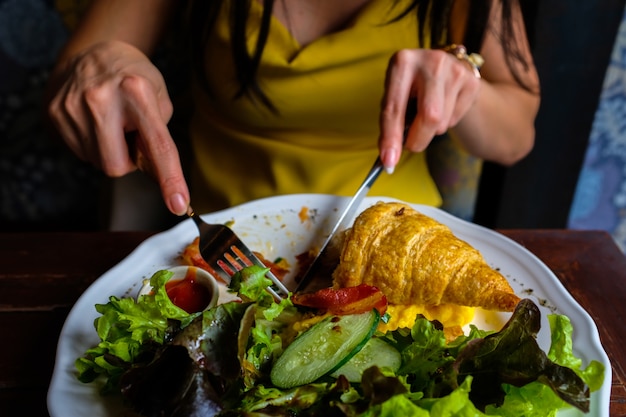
[294,156,384,293]
[294,101,416,293]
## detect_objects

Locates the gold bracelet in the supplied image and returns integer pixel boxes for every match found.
[442,44,484,79]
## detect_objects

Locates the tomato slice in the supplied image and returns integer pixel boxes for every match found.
[180,237,290,284]
[292,284,387,315]
[181,237,211,270]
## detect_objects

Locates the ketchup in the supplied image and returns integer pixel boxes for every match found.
[165,269,212,313]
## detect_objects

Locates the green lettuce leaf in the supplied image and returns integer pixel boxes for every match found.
[75,270,197,389]
[364,394,430,417]
[229,265,274,302]
[418,377,489,417]
[483,311,606,416]
[547,314,605,392]
[227,265,298,389]
[229,265,293,320]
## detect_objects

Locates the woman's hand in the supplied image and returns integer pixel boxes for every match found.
[378,48,482,173]
[47,40,190,215]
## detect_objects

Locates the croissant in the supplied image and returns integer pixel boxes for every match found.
[332,202,520,312]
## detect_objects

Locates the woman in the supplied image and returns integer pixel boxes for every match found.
[46,0,539,217]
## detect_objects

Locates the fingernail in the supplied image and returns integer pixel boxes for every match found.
[170,193,188,216]
[381,148,397,175]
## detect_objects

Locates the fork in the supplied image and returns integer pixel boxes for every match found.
[187,206,290,300]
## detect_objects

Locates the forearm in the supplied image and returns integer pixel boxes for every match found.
[451,80,540,166]
[54,0,179,70]
[450,0,540,166]
[45,0,179,114]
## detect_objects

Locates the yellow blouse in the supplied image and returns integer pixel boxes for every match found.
[189,0,442,213]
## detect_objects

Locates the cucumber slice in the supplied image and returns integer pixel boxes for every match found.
[270,310,380,388]
[330,337,401,382]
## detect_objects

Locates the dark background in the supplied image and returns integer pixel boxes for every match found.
[474,0,626,228]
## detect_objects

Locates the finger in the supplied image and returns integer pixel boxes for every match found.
[379,50,415,173]
[83,80,136,176]
[441,51,482,126]
[122,75,190,216]
[71,82,120,170]
[405,74,448,153]
[48,80,96,166]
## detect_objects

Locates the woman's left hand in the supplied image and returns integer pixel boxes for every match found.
[378,47,482,172]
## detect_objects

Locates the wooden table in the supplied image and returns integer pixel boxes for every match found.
[1,230,625,416]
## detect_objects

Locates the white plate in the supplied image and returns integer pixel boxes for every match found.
[47,194,612,417]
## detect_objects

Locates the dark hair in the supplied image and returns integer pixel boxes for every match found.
[187,0,531,111]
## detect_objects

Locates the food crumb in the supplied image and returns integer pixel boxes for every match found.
[298,206,310,223]
[538,298,558,313]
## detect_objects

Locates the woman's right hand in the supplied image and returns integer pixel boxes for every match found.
[47,40,190,215]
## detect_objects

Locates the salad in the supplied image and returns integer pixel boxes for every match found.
[76,266,605,417]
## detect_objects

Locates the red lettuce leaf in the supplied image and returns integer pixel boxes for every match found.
[119,302,252,416]
[454,299,589,412]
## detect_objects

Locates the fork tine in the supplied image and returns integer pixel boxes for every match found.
[230,246,289,298]
[262,285,283,301]
[230,246,253,267]
[188,206,290,300]
[221,246,285,301]
[232,246,290,296]
[224,252,243,271]
[217,260,237,278]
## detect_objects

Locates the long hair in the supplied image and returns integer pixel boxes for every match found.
[187,0,530,111]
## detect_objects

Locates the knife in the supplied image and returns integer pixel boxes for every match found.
[293,102,416,293]
[294,156,384,293]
